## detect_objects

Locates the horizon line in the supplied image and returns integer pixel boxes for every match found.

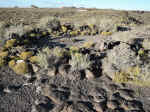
[0,6,149,11]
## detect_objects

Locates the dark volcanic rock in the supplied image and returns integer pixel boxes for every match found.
[0,86,37,112]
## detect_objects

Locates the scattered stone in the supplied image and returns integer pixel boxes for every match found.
[31,105,38,112]
[47,68,56,77]
[99,42,107,51]
[114,108,125,112]
[116,26,130,32]
[92,95,106,103]
[107,100,119,109]
[118,89,134,100]
[93,102,104,112]
[36,102,54,112]
[85,69,95,79]
[111,92,126,104]
[106,108,125,112]
[89,88,107,103]
[3,87,11,93]
[35,99,40,105]
[75,101,95,112]
[127,110,144,112]
[121,100,143,111]
[42,85,70,105]
[68,70,83,80]
[59,64,70,75]
[59,104,74,112]
[42,86,57,104]
[52,90,70,101]
[36,86,42,94]
[32,64,39,72]
[105,83,120,92]
[66,105,74,112]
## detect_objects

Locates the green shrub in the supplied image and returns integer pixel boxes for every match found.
[138,48,145,56]
[61,25,67,33]
[0,57,5,67]
[0,51,8,58]
[29,56,38,63]
[69,46,80,55]
[82,42,95,49]
[101,31,112,36]
[8,60,16,68]
[9,60,29,75]
[5,39,16,48]
[19,51,33,60]
[12,61,29,75]
[29,33,36,37]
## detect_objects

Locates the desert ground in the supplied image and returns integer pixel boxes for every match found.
[0,7,150,112]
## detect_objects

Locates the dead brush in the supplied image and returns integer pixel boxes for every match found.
[0,22,9,46]
[37,16,61,31]
[4,24,25,40]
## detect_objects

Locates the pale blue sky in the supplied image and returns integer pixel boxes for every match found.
[0,0,149,11]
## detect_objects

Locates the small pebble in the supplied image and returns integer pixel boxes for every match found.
[107,100,119,109]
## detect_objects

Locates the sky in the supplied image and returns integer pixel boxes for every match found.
[0,0,149,11]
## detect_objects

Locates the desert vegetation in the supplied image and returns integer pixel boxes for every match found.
[0,8,150,112]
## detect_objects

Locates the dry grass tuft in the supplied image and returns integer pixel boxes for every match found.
[36,49,50,69]
[69,53,91,71]
[113,66,150,86]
